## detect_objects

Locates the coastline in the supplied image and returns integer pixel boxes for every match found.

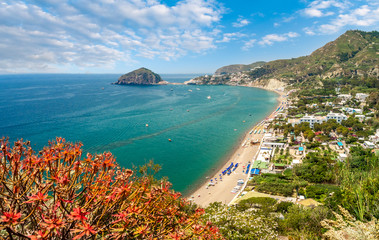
[188,86,286,207]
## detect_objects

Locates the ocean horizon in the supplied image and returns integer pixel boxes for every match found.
[0,73,278,194]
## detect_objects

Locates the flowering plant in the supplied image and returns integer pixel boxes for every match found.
[0,137,222,239]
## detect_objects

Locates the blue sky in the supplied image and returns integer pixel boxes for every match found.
[0,0,378,74]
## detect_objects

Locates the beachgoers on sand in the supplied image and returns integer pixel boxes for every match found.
[190,89,287,207]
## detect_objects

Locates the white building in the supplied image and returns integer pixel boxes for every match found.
[289,112,348,128]
[326,112,348,123]
[369,129,379,145]
[344,107,363,115]
[256,147,273,162]
[338,94,352,101]
[355,115,365,122]
[355,93,369,102]
[363,141,375,149]
[262,142,286,149]
[299,115,326,128]
[338,153,348,162]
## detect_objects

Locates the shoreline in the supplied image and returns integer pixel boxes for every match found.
[187,85,286,207]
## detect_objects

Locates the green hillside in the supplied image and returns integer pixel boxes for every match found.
[189,30,378,88]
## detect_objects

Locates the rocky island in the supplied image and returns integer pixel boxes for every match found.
[114,67,167,85]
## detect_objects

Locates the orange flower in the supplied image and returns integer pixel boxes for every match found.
[25,192,48,203]
[69,207,89,222]
[71,222,97,240]
[40,216,65,232]
[1,210,21,225]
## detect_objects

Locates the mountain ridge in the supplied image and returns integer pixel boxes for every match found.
[186,30,378,89]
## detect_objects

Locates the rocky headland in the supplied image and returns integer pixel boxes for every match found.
[115,68,167,85]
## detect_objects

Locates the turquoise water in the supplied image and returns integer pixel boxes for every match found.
[0,74,277,194]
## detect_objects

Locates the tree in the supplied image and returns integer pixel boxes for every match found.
[279,205,332,239]
[304,129,315,142]
[236,197,277,215]
[293,152,335,183]
[0,138,221,239]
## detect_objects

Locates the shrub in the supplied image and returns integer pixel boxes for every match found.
[0,138,221,239]
[203,202,278,240]
[321,206,378,240]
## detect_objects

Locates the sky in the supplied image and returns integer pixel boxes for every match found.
[0,0,378,74]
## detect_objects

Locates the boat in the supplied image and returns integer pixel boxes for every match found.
[188,89,192,92]
[207,96,211,99]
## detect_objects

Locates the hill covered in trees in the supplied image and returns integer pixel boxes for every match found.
[187,30,378,89]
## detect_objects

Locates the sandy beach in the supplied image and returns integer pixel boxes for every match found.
[189,88,287,207]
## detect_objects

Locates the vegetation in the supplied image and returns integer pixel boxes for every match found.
[321,206,378,240]
[293,152,336,184]
[190,30,379,88]
[203,202,278,240]
[0,138,221,239]
[248,173,297,197]
[278,205,333,239]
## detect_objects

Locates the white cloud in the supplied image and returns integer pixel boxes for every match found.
[258,32,299,46]
[305,8,324,17]
[319,4,379,33]
[303,27,316,35]
[242,39,256,51]
[0,0,224,72]
[216,32,246,43]
[233,16,250,27]
[303,0,348,18]
[301,1,379,35]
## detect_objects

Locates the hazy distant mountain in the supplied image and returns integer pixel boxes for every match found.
[187,30,378,88]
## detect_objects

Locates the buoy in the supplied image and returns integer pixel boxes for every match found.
[168,139,172,142]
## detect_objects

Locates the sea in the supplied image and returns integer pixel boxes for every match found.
[0,74,278,194]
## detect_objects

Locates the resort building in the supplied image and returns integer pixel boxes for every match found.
[326,112,348,123]
[369,129,379,145]
[300,115,326,128]
[355,93,369,102]
[344,107,363,115]
[337,94,352,101]
[256,147,273,162]
[363,141,375,149]
[289,112,347,128]
[262,142,286,149]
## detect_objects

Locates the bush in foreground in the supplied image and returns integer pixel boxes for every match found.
[0,138,222,239]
